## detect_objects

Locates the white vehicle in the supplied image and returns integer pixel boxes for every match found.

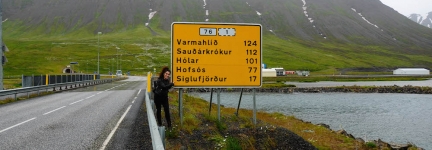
[116,70,122,77]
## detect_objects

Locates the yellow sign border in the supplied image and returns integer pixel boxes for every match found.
[171,22,262,88]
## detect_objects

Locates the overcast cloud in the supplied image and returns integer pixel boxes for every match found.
[380,0,432,16]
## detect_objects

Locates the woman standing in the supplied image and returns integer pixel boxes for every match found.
[154,67,174,128]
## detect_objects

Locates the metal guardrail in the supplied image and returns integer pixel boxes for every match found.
[145,91,164,150]
[146,72,165,149]
[0,78,120,100]
[22,74,101,87]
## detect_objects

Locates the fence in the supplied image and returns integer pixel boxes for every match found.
[0,78,118,101]
[22,74,100,87]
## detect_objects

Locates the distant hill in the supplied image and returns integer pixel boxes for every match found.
[2,0,432,75]
[408,12,432,29]
[3,0,432,48]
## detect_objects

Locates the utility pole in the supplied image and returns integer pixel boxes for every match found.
[97,32,102,74]
[116,48,119,70]
[0,0,4,89]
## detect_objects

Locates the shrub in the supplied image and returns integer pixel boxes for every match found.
[216,120,227,132]
[366,142,376,148]
[226,137,241,150]
[165,127,179,139]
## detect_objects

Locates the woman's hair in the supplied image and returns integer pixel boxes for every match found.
[158,66,171,79]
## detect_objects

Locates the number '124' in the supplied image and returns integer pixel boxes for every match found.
[244,40,257,46]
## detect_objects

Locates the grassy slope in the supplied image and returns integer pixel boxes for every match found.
[3,18,171,76]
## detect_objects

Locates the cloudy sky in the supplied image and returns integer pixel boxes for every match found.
[380,0,432,16]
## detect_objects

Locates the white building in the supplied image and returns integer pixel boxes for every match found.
[296,70,310,76]
[272,68,285,76]
[262,68,277,77]
[393,68,430,75]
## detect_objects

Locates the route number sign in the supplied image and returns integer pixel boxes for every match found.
[171,22,262,88]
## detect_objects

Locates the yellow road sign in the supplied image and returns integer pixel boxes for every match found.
[172,22,262,87]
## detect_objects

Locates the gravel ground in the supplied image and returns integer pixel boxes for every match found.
[125,104,153,149]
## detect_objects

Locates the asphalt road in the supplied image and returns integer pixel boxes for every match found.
[0,76,150,150]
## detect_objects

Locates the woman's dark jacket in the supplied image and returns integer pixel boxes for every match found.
[156,78,174,96]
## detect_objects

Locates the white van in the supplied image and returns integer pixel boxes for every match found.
[116,70,122,77]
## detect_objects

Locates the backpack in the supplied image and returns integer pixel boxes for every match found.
[152,79,162,95]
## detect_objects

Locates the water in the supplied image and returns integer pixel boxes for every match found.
[189,92,432,149]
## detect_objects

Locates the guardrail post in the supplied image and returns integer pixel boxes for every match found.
[158,126,165,147]
[14,93,17,101]
[45,74,48,85]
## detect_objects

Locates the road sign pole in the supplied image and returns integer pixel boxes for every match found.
[253,88,256,125]
[0,0,3,89]
[97,32,101,74]
[179,88,183,126]
[208,88,213,115]
[235,88,243,116]
[217,88,221,121]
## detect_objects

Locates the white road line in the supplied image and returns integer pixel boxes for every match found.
[97,92,103,95]
[100,105,132,150]
[70,99,84,105]
[137,89,141,95]
[0,117,37,133]
[43,106,66,115]
[86,95,95,99]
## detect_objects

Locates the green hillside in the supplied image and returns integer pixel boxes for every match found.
[3,19,432,76]
[2,0,432,76]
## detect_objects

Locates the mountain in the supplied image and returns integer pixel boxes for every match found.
[3,0,432,48]
[408,12,432,29]
[2,0,432,75]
